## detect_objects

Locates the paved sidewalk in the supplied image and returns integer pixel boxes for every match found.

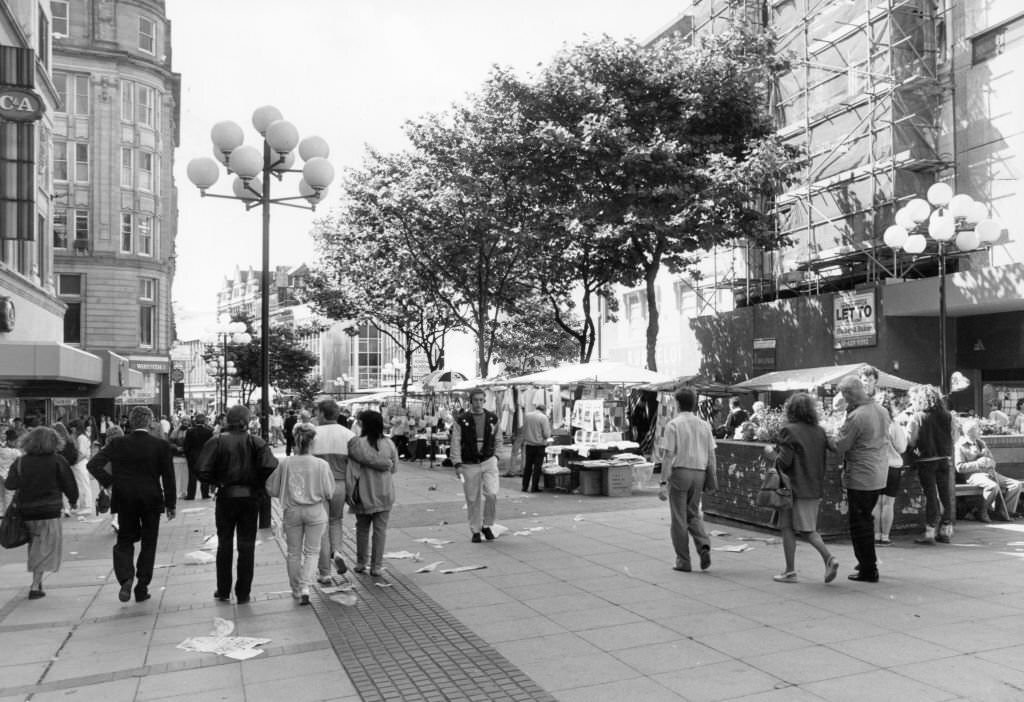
[3,457,1024,701]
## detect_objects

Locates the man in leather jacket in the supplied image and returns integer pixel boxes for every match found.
[451,390,502,543]
[197,405,278,604]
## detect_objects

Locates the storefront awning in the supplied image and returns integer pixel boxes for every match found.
[90,350,145,398]
[2,342,103,385]
[731,363,914,392]
[884,262,1024,317]
[503,361,675,387]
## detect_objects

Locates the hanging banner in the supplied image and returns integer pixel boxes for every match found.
[833,289,877,349]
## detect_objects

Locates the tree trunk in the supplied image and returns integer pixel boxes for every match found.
[401,346,415,408]
[645,261,661,371]
[580,290,594,363]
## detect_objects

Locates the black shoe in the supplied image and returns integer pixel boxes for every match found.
[847,571,879,583]
[471,532,482,543]
[481,526,496,541]
[530,487,542,493]
[28,589,45,600]
[333,553,348,575]
[236,595,251,605]
[699,547,711,571]
[299,594,310,606]
[183,496,196,501]
[214,591,230,602]
[134,588,150,603]
[521,487,530,493]
[118,581,133,603]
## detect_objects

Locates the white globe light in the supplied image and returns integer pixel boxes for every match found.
[252,105,283,135]
[266,119,299,154]
[894,207,915,231]
[905,198,931,224]
[904,234,927,254]
[210,120,244,153]
[947,193,975,219]
[303,157,335,189]
[955,230,979,251]
[883,224,908,248]
[928,211,956,241]
[228,145,262,179]
[187,157,220,190]
[298,135,330,161]
[272,150,295,173]
[235,332,252,344]
[965,201,988,225]
[213,147,229,165]
[229,321,246,333]
[975,218,1003,243]
[299,179,327,204]
[233,175,262,201]
[926,182,953,206]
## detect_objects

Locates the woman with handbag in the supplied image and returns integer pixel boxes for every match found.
[766,393,838,584]
[347,410,399,577]
[265,422,334,605]
[3,427,79,599]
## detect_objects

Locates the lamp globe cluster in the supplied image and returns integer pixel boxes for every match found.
[883,183,1003,254]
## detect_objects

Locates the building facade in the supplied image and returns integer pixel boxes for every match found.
[50,0,180,419]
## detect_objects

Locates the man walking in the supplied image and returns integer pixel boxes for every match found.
[197,406,278,604]
[283,409,298,456]
[183,414,214,500]
[451,390,502,543]
[521,403,552,493]
[831,376,890,582]
[87,407,176,603]
[658,388,717,572]
[311,399,355,583]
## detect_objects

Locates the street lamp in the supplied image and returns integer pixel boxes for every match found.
[202,318,252,414]
[187,107,334,439]
[883,183,1003,393]
[334,373,351,401]
[382,359,406,398]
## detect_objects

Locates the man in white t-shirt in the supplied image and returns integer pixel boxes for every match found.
[311,399,355,583]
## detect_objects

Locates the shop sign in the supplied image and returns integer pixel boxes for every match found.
[833,289,877,349]
[0,86,44,122]
[130,360,170,373]
[53,398,76,407]
[752,337,776,371]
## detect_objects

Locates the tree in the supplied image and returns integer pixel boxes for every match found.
[491,295,581,376]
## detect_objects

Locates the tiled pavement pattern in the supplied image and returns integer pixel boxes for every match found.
[311,545,556,702]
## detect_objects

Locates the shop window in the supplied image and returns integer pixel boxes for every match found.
[51,1,69,36]
[138,16,155,54]
[63,302,81,344]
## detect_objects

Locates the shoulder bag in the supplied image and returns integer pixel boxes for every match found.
[756,464,793,510]
[1,461,29,548]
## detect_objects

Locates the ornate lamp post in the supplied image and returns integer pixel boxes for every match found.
[382,359,406,398]
[203,318,251,414]
[883,183,1002,393]
[187,107,334,439]
[334,373,351,401]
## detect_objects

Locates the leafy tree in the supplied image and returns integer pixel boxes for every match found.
[491,295,581,376]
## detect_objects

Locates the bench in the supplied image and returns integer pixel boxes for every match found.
[955,482,1008,520]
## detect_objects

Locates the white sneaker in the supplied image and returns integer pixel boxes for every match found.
[773,571,798,583]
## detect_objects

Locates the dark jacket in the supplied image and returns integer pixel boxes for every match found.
[86,430,176,514]
[775,422,829,499]
[5,454,78,520]
[283,415,298,444]
[183,424,214,468]
[196,430,278,499]
[451,409,500,464]
[912,407,953,462]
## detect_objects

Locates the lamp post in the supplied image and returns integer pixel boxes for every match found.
[187,107,334,439]
[334,373,351,401]
[883,183,1003,394]
[203,319,251,414]
[382,359,406,399]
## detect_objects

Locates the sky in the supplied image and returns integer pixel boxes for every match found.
[168,0,686,340]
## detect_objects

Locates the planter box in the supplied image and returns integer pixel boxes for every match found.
[981,434,1024,480]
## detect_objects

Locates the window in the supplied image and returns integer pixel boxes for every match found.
[139,305,154,347]
[74,143,89,181]
[53,209,68,248]
[136,84,154,126]
[72,74,88,114]
[53,141,67,180]
[55,72,89,114]
[120,213,133,252]
[138,215,153,255]
[138,152,153,190]
[74,210,89,245]
[139,278,155,300]
[58,273,81,295]
[37,6,50,69]
[138,16,155,54]
[51,1,69,36]
[973,26,1006,64]
[120,80,132,122]
[622,290,648,323]
[63,302,82,344]
[121,148,133,187]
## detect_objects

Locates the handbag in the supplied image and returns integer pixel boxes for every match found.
[348,475,363,509]
[756,466,793,510]
[95,488,111,515]
[0,495,30,549]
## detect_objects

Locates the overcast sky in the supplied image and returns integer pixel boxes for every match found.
[168,0,686,339]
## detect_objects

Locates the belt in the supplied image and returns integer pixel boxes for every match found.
[672,466,705,471]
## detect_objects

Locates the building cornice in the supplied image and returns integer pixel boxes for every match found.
[53,44,179,84]
[0,269,66,316]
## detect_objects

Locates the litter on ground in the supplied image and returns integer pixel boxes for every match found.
[414,538,453,546]
[416,561,444,573]
[183,550,216,565]
[712,544,752,553]
[440,564,487,574]
[176,618,270,660]
[383,551,421,561]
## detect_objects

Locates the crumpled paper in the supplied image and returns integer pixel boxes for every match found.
[440,564,487,574]
[414,538,453,547]
[416,561,444,573]
[183,550,215,565]
[712,544,752,553]
[383,551,421,561]
[177,618,270,660]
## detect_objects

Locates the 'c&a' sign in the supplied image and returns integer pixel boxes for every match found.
[0,86,44,122]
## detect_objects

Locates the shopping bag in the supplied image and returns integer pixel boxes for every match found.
[0,498,30,549]
[755,467,793,510]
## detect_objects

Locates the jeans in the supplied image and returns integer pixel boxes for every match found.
[355,511,391,570]
[113,504,161,589]
[318,480,347,576]
[522,445,546,491]
[283,504,327,597]
[916,459,953,527]
[215,496,260,599]
[184,461,209,499]
[462,457,499,532]
[668,468,710,566]
[847,488,880,575]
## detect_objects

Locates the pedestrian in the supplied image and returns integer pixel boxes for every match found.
[283,410,298,456]
[658,388,717,572]
[521,403,552,493]
[347,410,399,577]
[52,422,79,516]
[765,392,838,584]
[830,376,889,582]
[265,422,334,605]
[196,405,278,604]
[182,414,214,500]
[86,407,176,603]
[451,389,502,543]
[310,399,355,584]
[906,384,956,544]
[858,365,908,546]
[99,426,124,533]
[389,411,410,458]
[70,421,95,515]
[717,396,749,439]
[338,407,354,429]
[269,409,284,446]
[3,427,79,599]
[0,428,22,511]
[955,419,1021,521]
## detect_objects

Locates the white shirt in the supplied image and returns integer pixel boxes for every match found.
[660,412,716,472]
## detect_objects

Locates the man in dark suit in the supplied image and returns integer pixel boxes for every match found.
[283,409,298,456]
[183,414,214,499]
[87,406,175,603]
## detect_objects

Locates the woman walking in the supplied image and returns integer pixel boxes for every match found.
[4,427,79,599]
[767,392,838,584]
[907,385,956,544]
[53,422,82,515]
[71,421,95,515]
[265,423,334,605]
[347,410,398,577]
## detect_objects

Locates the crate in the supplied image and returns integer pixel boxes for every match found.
[543,471,572,492]
[579,469,603,496]
[604,464,633,497]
